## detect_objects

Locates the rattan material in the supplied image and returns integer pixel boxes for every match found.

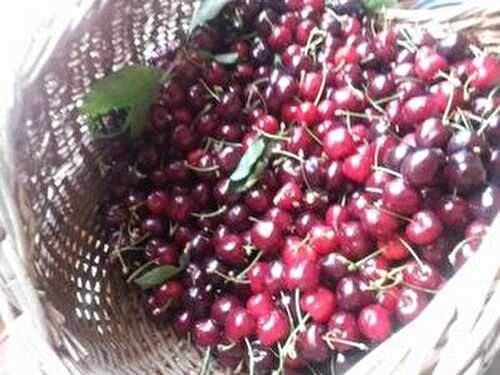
[0,1,499,374]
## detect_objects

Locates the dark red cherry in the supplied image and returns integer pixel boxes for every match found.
[284,259,320,292]
[396,288,428,323]
[400,148,445,188]
[225,307,256,342]
[338,221,373,260]
[445,151,487,194]
[300,287,336,323]
[327,311,361,352]
[406,210,443,245]
[296,323,329,363]
[383,178,421,215]
[319,253,349,284]
[211,295,242,323]
[193,318,221,347]
[402,260,442,289]
[257,309,290,347]
[358,305,392,342]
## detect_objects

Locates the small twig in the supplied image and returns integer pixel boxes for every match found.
[199,347,212,375]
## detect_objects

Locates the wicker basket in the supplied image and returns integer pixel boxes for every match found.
[0,1,499,374]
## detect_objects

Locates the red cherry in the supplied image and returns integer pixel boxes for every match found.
[406,210,443,245]
[282,236,318,265]
[251,220,284,255]
[327,311,361,352]
[284,259,320,292]
[470,55,500,91]
[378,236,409,261]
[225,307,256,342]
[342,145,374,184]
[323,127,356,160]
[396,288,428,323]
[300,72,323,101]
[402,260,442,289]
[415,48,448,82]
[308,224,339,255]
[248,262,269,293]
[273,181,303,211]
[255,114,280,134]
[300,287,336,323]
[257,309,290,347]
[376,286,402,314]
[358,305,393,342]
[247,293,274,318]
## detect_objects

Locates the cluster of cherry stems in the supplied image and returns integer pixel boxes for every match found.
[101,0,500,373]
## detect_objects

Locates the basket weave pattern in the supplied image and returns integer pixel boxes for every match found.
[0,1,500,374]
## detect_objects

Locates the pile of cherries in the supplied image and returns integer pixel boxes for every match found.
[101,0,500,373]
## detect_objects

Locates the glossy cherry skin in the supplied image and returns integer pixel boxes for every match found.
[247,293,274,318]
[250,220,284,256]
[193,318,221,347]
[435,195,470,227]
[300,287,337,323]
[308,224,339,255]
[405,210,443,245]
[358,305,393,343]
[396,288,428,324]
[248,262,269,294]
[225,307,257,342]
[400,148,445,188]
[327,311,361,352]
[402,260,442,289]
[338,221,373,260]
[445,151,487,194]
[296,323,330,363]
[336,275,373,312]
[319,253,349,284]
[284,259,320,292]
[383,178,421,215]
[211,295,242,323]
[257,309,290,347]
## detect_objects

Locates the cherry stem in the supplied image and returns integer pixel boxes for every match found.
[214,270,251,285]
[199,347,212,375]
[279,314,310,368]
[199,79,221,102]
[258,130,291,142]
[322,333,369,352]
[185,162,220,173]
[280,292,296,330]
[350,249,384,270]
[365,90,385,115]
[207,137,243,148]
[337,110,383,120]
[373,204,412,223]
[217,342,237,352]
[272,149,304,163]
[294,289,303,323]
[314,68,327,106]
[478,107,500,135]
[365,187,383,195]
[372,166,403,178]
[398,237,424,269]
[191,205,228,219]
[243,338,255,375]
[236,251,263,279]
[448,235,483,266]
[303,123,323,146]
[442,86,455,124]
